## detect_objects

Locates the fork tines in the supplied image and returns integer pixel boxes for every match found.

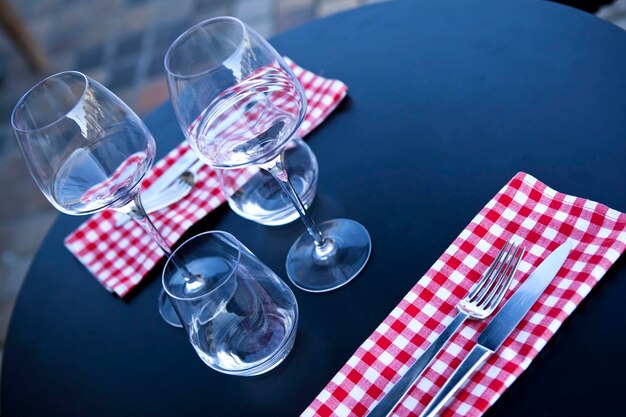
[467,241,524,312]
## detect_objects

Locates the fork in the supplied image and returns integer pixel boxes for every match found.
[115,159,205,227]
[367,241,524,417]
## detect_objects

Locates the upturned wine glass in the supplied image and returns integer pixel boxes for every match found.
[165,17,371,292]
[11,71,191,326]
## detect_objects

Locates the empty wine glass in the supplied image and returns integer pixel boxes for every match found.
[11,71,190,327]
[165,17,371,292]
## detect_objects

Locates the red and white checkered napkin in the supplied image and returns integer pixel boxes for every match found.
[303,172,626,417]
[64,58,348,298]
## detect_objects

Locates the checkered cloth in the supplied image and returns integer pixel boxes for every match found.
[80,152,147,204]
[64,58,348,297]
[303,172,626,417]
[188,63,302,150]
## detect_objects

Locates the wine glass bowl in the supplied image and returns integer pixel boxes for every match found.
[190,74,304,169]
[11,71,155,215]
[165,17,305,169]
[166,17,371,293]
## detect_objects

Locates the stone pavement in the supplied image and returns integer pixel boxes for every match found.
[0,0,624,398]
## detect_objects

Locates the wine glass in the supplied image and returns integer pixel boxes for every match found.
[11,71,191,327]
[165,17,371,292]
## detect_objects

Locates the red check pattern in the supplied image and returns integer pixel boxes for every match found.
[302,172,626,417]
[64,58,348,297]
[188,63,301,151]
[80,153,147,204]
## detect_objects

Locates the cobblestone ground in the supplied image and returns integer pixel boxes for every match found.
[0,0,624,393]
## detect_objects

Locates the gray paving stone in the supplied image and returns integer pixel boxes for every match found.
[0,298,16,347]
[118,2,159,34]
[317,0,363,17]
[278,0,315,14]
[147,48,168,78]
[108,57,140,91]
[193,0,234,20]
[0,62,39,117]
[247,18,275,38]
[155,18,193,44]
[234,0,275,23]
[0,253,31,300]
[77,43,107,70]
[0,211,58,256]
[115,31,147,60]
[156,0,197,26]
[0,127,18,157]
[277,7,315,32]
[76,20,119,51]
[43,8,88,54]
[152,18,194,62]
[0,156,54,220]
[14,0,61,20]
[116,86,141,110]
[128,0,154,6]
[28,15,54,43]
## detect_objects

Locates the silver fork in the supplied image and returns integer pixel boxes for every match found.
[115,159,205,227]
[367,241,524,417]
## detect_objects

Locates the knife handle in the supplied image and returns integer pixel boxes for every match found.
[420,345,492,417]
[368,312,468,417]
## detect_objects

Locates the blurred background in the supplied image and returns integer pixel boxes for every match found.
[0,0,624,391]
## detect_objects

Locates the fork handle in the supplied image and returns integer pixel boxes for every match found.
[368,312,469,417]
[420,345,492,417]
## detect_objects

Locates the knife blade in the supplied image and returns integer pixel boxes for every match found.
[420,240,572,417]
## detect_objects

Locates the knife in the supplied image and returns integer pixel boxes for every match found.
[420,240,572,417]
[113,149,199,226]
[115,158,206,227]
[143,148,199,195]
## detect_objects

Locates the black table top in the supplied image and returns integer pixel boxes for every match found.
[4,0,626,416]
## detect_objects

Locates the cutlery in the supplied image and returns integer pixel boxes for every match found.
[146,149,199,195]
[368,241,524,417]
[421,240,572,417]
[115,159,205,227]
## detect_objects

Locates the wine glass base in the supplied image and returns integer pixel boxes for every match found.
[286,218,371,292]
[158,289,183,327]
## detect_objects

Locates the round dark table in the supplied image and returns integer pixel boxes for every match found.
[4,1,626,415]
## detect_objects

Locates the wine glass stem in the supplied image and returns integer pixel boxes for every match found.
[260,153,335,257]
[119,193,196,281]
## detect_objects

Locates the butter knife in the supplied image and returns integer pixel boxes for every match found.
[420,240,572,417]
